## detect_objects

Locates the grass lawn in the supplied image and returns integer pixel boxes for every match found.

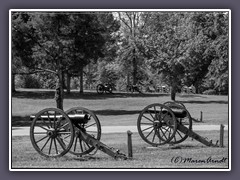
[10,89,230,170]
[11,131,229,169]
[11,88,229,126]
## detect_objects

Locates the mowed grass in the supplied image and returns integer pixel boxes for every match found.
[11,131,229,169]
[11,89,229,169]
[11,88,229,126]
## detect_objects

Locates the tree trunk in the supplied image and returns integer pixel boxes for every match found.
[171,83,177,101]
[12,73,16,92]
[66,72,71,94]
[132,48,137,85]
[55,70,64,110]
[86,63,91,90]
[79,66,84,94]
[194,82,199,94]
[127,73,130,85]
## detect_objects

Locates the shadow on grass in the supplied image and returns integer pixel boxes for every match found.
[12,90,55,99]
[12,116,32,127]
[94,109,141,116]
[180,100,228,104]
[12,90,228,105]
[12,89,170,100]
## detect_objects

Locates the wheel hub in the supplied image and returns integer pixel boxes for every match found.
[47,129,57,138]
[153,120,162,128]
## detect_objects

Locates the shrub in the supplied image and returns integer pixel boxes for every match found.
[202,89,217,95]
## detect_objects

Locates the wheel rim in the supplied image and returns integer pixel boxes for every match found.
[164,102,192,144]
[97,84,104,94]
[137,103,177,146]
[65,107,101,156]
[30,108,74,158]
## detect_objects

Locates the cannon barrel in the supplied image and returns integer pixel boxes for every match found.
[147,108,187,119]
[30,114,90,123]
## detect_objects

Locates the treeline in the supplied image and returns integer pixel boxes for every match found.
[11,11,229,108]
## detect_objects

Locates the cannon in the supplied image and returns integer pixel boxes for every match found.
[137,101,219,147]
[29,107,127,159]
[96,83,114,94]
[126,84,142,93]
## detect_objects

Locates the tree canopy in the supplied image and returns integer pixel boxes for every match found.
[11,11,229,104]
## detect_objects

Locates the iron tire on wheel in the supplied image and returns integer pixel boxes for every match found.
[137,103,177,146]
[96,84,104,94]
[65,107,101,156]
[30,108,75,158]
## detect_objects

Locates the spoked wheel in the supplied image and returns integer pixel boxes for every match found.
[137,103,177,146]
[65,107,101,156]
[97,84,104,94]
[30,108,74,158]
[164,102,192,144]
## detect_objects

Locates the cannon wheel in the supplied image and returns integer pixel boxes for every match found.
[137,103,177,146]
[164,101,192,144]
[96,84,104,94]
[65,107,101,156]
[30,108,75,158]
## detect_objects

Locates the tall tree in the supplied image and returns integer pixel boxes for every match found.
[117,12,149,85]
[11,12,39,92]
[143,11,229,98]
[67,12,120,94]
[12,11,120,108]
[205,12,229,94]
[144,12,191,100]
[182,12,229,94]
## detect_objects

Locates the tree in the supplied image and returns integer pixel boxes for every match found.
[12,11,120,109]
[143,11,229,99]
[144,12,191,100]
[117,12,150,86]
[11,12,39,92]
[205,13,229,94]
[183,12,229,94]
[67,12,120,94]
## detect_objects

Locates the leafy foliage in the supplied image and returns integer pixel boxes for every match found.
[12,11,229,98]
[142,12,229,97]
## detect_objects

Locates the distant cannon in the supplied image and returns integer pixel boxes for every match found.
[157,85,170,93]
[126,84,142,93]
[181,85,196,94]
[96,83,114,94]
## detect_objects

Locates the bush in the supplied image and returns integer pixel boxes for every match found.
[23,75,42,88]
[202,89,217,95]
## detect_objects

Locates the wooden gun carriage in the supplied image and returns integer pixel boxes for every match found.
[30,107,127,159]
[137,101,219,147]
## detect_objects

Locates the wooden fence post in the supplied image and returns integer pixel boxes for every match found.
[127,130,133,158]
[220,124,225,148]
[200,111,203,122]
